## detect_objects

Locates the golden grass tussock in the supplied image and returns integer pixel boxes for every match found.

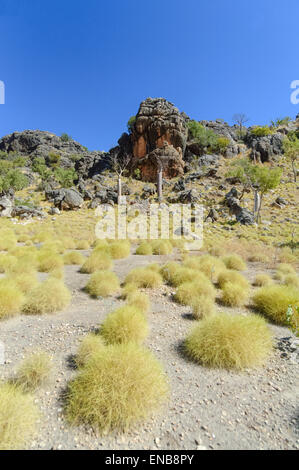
[48,268,65,280]
[66,343,169,433]
[274,263,296,278]
[80,252,112,273]
[252,285,299,325]
[100,305,149,345]
[185,313,273,370]
[150,240,173,255]
[85,271,120,298]
[0,254,17,273]
[124,267,163,289]
[253,274,273,287]
[218,270,250,290]
[75,239,90,250]
[63,251,86,265]
[22,278,71,315]
[76,334,106,368]
[136,242,153,255]
[221,282,249,307]
[191,296,215,320]
[174,279,216,306]
[121,283,138,299]
[37,251,64,272]
[126,291,151,314]
[108,240,131,259]
[0,279,25,320]
[283,274,299,289]
[184,255,226,283]
[10,273,39,294]
[15,351,53,391]
[222,254,247,271]
[0,383,38,450]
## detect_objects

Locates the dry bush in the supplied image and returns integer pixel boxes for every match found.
[185,313,273,370]
[0,254,17,273]
[278,247,297,264]
[63,251,86,265]
[221,282,249,307]
[252,285,299,325]
[275,263,296,277]
[126,291,150,314]
[150,240,173,255]
[15,352,52,391]
[108,241,131,259]
[0,279,25,320]
[76,334,106,368]
[191,296,215,320]
[208,244,226,257]
[75,240,90,250]
[124,267,163,289]
[184,255,226,283]
[283,274,299,289]
[85,271,120,298]
[80,252,112,273]
[136,242,153,255]
[253,274,273,287]
[66,343,168,433]
[0,383,38,450]
[22,279,71,315]
[100,305,149,345]
[218,270,250,290]
[174,280,216,306]
[222,254,247,271]
[10,273,39,294]
[37,251,64,272]
[160,262,181,283]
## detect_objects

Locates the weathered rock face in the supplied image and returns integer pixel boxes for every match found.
[133,141,184,182]
[246,133,284,162]
[45,188,83,210]
[129,98,188,181]
[224,187,255,225]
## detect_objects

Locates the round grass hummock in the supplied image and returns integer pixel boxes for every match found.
[22,279,71,315]
[252,285,299,325]
[66,343,169,433]
[174,280,216,306]
[218,270,249,290]
[191,296,215,320]
[0,383,38,450]
[100,305,149,345]
[85,271,120,298]
[15,352,53,391]
[37,251,64,273]
[63,251,86,265]
[0,279,25,320]
[136,242,153,255]
[126,291,151,314]
[76,334,106,368]
[253,274,273,287]
[150,240,173,255]
[124,267,163,289]
[80,252,112,274]
[221,282,249,307]
[222,254,247,271]
[185,313,273,370]
[108,241,131,259]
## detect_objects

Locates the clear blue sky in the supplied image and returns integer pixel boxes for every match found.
[0,0,298,151]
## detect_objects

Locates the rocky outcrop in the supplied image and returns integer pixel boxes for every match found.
[132,141,184,182]
[224,187,255,225]
[45,188,83,210]
[0,196,13,217]
[246,132,284,162]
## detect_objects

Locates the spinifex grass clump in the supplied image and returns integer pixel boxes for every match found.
[10,273,39,294]
[0,279,25,320]
[85,271,120,298]
[252,285,299,325]
[22,279,71,315]
[126,291,151,314]
[283,274,299,289]
[15,352,53,391]
[191,296,215,320]
[222,254,247,271]
[63,251,86,265]
[218,270,249,290]
[0,383,38,450]
[76,334,106,368]
[66,343,169,433]
[253,274,273,287]
[100,305,149,345]
[185,313,273,370]
[124,267,163,289]
[174,279,216,306]
[0,254,17,273]
[150,240,173,255]
[221,282,249,307]
[136,242,153,255]
[183,255,226,282]
[75,239,90,250]
[80,252,112,273]
[108,240,131,259]
[37,250,64,272]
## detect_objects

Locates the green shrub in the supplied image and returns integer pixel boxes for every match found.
[250,126,273,137]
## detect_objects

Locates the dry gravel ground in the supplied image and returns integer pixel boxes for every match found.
[0,250,298,451]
